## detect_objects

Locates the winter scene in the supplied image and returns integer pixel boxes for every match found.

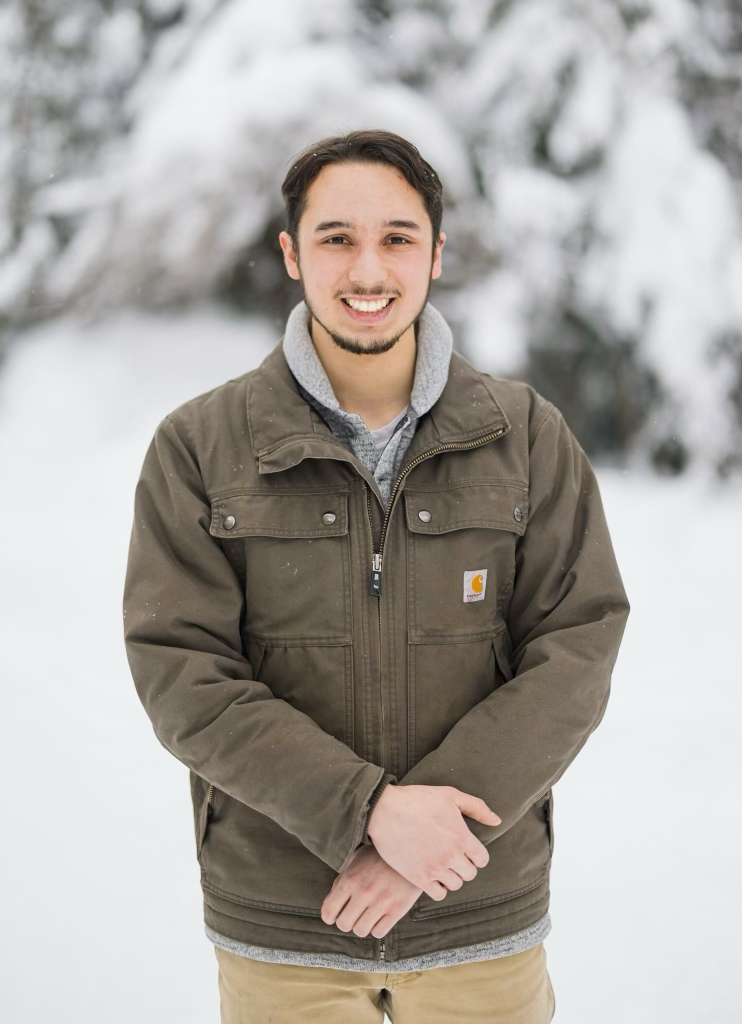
[0,1,740,1021]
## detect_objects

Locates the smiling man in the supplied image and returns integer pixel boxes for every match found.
[123,129,630,1023]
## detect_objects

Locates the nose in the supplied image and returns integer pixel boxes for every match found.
[347,240,389,289]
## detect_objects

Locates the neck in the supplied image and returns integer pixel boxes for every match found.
[309,318,416,431]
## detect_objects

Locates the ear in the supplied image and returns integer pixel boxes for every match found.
[279,230,301,281]
[431,231,446,280]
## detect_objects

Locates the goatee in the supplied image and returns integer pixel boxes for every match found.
[301,288,429,356]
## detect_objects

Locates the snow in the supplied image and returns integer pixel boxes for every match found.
[3,0,740,471]
[0,309,739,1022]
[576,85,742,468]
[43,0,473,312]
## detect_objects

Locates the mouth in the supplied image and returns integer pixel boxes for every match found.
[340,296,396,323]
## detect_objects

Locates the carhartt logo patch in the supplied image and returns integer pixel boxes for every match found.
[463,569,487,603]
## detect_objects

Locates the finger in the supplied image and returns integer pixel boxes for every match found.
[334,895,365,934]
[423,879,449,901]
[321,889,350,925]
[437,867,465,891]
[464,838,490,869]
[450,856,478,883]
[371,913,398,939]
[451,789,501,825]
[352,905,387,939]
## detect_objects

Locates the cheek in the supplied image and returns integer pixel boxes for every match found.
[306,257,346,289]
[398,266,433,295]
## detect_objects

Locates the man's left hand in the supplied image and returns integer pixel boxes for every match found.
[321,845,425,938]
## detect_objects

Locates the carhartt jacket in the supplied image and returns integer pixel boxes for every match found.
[122,341,630,963]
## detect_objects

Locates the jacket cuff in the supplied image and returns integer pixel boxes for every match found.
[358,773,397,847]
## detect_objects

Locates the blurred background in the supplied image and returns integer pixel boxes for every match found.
[0,1,740,1022]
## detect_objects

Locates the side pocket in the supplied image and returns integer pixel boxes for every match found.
[190,772,213,862]
[491,627,514,684]
[545,789,554,857]
[197,786,211,860]
[243,633,267,680]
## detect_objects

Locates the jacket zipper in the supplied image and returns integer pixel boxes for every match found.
[364,424,509,935]
[366,488,386,766]
[366,426,508,598]
[379,936,385,961]
[206,783,214,817]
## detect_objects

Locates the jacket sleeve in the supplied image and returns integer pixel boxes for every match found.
[122,413,394,874]
[394,401,630,844]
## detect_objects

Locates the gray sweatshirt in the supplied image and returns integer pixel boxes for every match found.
[206,300,551,972]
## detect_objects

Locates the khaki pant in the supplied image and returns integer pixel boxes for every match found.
[214,942,556,1023]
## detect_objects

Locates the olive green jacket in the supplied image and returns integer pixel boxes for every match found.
[122,341,630,963]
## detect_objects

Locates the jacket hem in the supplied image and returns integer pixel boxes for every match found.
[205,911,552,972]
[202,876,550,963]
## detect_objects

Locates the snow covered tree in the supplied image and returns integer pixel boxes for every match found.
[0,0,740,475]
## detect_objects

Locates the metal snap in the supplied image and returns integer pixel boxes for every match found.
[418,509,432,523]
[223,514,236,530]
[513,507,523,523]
[322,512,337,525]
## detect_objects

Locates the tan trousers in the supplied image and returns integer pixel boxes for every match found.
[214,942,556,1023]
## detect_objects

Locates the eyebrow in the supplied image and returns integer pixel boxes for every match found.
[313,219,423,233]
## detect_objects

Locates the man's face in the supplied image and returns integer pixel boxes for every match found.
[279,161,445,356]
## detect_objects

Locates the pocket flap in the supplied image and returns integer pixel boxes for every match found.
[209,491,349,539]
[404,483,528,537]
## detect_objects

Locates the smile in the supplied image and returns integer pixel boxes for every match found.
[340,297,396,322]
[342,297,394,312]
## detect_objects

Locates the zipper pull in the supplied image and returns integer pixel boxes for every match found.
[369,552,382,597]
[379,937,386,960]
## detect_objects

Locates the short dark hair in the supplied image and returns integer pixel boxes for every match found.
[281,128,444,253]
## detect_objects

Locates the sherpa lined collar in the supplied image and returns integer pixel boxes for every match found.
[281,299,453,423]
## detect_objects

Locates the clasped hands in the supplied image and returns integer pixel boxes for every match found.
[320,783,501,940]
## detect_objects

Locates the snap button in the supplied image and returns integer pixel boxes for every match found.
[418,509,432,523]
[513,507,523,523]
[322,512,337,525]
[223,514,236,530]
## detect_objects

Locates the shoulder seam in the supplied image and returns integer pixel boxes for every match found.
[164,412,195,454]
[531,401,557,446]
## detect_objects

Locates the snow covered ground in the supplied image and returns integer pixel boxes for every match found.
[0,309,739,1023]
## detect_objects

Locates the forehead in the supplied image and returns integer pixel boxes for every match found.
[302,161,429,230]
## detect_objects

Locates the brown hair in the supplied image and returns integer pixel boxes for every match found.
[281,128,443,253]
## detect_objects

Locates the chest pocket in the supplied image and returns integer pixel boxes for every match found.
[209,490,352,643]
[403,481,528,766]
[404,481,528,641]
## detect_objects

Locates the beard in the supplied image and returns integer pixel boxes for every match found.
[300,279,432,357]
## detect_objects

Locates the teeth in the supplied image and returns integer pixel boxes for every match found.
[346,297,392,312]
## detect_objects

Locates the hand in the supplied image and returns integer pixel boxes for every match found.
[320,845,424,939]
[367,784,499,901]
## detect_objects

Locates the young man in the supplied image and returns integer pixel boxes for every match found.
[123,129,630,1023]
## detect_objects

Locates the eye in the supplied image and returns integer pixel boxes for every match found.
[386,236,411,245]
[322,236,349,245]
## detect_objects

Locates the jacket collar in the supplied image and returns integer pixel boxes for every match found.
[247,316,511,476]
[282,299,453,421]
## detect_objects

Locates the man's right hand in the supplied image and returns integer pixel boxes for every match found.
[366,784,501,902]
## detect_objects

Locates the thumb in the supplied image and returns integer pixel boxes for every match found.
[452,789,501,825]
